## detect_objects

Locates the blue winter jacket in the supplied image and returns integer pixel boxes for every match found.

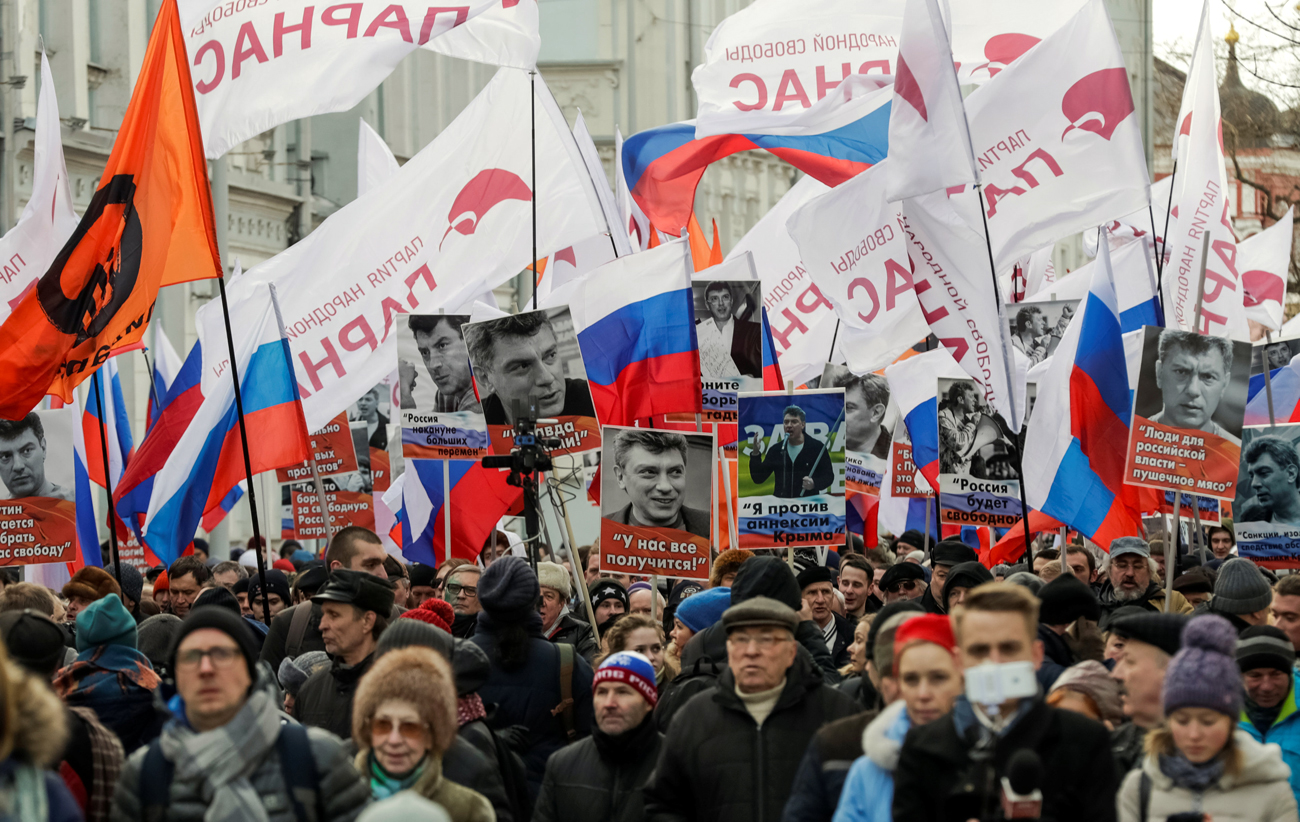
[1240,667,1300,806]
[832,701,910,822]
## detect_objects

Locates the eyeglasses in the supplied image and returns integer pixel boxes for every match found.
[175,646,242,670]
[371,717,429,743]
[727,634,791,650]
[445,583,477,599]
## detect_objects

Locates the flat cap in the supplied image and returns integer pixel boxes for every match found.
[1109,612,1190,657]
[879,562,925,592]
[932,540,978,567]
[311,569,395,615]
[721,595,798,634]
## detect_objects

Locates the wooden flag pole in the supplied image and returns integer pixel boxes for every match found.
[90,370,122,587]
[553,473,599,629]
[719,445,739,551]
[1265,331,1279,428]
[306,452,336,546]
[442,460,452,563]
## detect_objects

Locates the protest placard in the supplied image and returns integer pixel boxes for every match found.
[0,409,78,566]
[599,426,715,579]
[822,364,893,498]
[888,415,932,498]
[398,315,490,459]
[464,306,601,458]
[668,280,764,428]
[292,476,376,539]
[1125,326,1250,500]
[1234,426,1300,567]
[737,389,846,548]
[936,377,1034,527]
[275,411,360,484]
[1004,300,1079,368]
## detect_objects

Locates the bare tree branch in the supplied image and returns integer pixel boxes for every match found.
[1225,1,1300,43]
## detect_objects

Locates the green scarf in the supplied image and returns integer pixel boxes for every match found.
[368,752,427,800]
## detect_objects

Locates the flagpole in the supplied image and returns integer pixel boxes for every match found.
[139,346,163,427]
[530,69,538,310]
[306,453,336,545]
[1265,331,1279,427]
[1157,161,1178,297]
[973,187,1034,560]
[828,319,841,364]
[90,371,122,587]
[217,274,271,624]
[442,459,451,564]
[719,445,739,550]
[1167,490,1180,612]
[1191,497,1206,565]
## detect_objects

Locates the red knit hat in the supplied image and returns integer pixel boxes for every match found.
[154,571,169,592]
[272,558,296,573]
[401,597,454,633]
[893,613,957,676]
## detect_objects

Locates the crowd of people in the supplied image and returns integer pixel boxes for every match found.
[0,522,1296,820]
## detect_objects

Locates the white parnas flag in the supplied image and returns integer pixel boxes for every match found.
[962,0,1148,271]
[0,54,79,325]
[182,0,540,157]
[215,69,607,430]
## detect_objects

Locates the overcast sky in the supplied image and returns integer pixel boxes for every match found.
[1155,0,1285,67]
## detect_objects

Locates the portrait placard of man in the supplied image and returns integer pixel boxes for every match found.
[0,413,73,502]
[832,372,891,459]
[399,315,480,415]
[350,385,390,451]
[1151,329,1241,446]
[604,430,710,538]
[462,310,596,426]
[694,281,761,380]
[1239,434,1300,527]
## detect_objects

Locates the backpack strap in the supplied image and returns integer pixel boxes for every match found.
[138,739,174,822]
[1138,770,1151,822]
[285,603,314,660]
[552,642,577,743]
[277,723,322,822]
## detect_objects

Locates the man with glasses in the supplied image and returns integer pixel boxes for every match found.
[112,606,369,820]
[878,562,927,604]
[645,596,858,822]
[295,570,396,739]
[445,565,483,638]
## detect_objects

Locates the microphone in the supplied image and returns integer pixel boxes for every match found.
[1000,749,1043,819]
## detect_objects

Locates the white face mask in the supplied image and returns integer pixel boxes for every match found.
[964,661,1038,709]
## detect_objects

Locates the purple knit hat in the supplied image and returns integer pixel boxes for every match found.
[1162,615,1242,718]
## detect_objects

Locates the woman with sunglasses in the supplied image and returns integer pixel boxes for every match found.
[352,645,495,821]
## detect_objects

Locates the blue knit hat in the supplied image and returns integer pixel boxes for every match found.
[76,594,137,652]
[1163,615,1242,718]
[593,650,658,706]
[674,587,732,633]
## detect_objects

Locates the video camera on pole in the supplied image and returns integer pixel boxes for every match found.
[480,397,559,570]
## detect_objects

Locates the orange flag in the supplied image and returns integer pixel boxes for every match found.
[0,0,220,418]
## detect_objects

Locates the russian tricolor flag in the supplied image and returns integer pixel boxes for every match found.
[142,285,310,563]
[761,308,785,390]
[401,460,522,565]
[146,326,183,431]
[1025,240,1161,334]
[50,394,102,569]
[562,239,702,426]
[1246,354,1300,426]
[1021,237,1142,551]
[621,102,890,234]
[115,340,204,542]
[82,358,134,489]
[884,348,967,494]
[200,481,245,532]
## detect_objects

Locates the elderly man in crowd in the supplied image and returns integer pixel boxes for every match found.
[1097,537,1192,618]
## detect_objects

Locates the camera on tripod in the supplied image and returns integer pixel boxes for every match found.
[481,397,561,485]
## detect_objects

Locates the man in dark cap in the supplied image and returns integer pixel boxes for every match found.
[408,562,439,608]
[1037,574,1101,690]
[246,568,292,624]
[588,578,629,635]
[878,562,926,604]
[940,561,993,613]
[1173,570,1214,608]
[1107,612,1189,771]
[920,540,978,614]
[293,569,395,739]
[894,529,935,557]
[798,565,852,667]
[111,606,369,820]
[645,597,858,822]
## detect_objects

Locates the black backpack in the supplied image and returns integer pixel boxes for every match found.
[139,723,319,822]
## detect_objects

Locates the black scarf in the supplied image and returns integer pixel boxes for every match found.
[592,713,657,765]
[1245,690,1286,735]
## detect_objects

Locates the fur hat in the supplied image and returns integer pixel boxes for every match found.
[352,646,457,755]
[536,561,572,600]
[710,549,753,588]
[61,567,121,604]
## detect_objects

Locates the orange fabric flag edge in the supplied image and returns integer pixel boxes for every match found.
[0,0,221,418]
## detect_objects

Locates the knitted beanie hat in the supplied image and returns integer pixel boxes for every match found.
[593,650,658,707]
[1212,558,1273,615]
[76,594,137,652]
[892,613,957,676]
[105,563,144,605]
[1163,615,1242,718]
[401,597,454,633]
[476,556,539,623]
[674,586,732,633]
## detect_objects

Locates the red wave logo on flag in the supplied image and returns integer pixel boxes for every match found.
[971,33,1041,79]
[439,169,531,249]
[1061,68,1135,141]
[1243,269,1284,306]
[894,55,927,122]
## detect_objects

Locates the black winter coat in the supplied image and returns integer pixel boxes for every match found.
[643,653,859,822]
[748,435,835,498]
[294,653,375,740]
[892,698,1119,822]
[444,734,515,822]
[533,718,662,822]
[781,709,877,822]
[547,614,600,666]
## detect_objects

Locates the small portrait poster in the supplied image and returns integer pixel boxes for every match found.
[397,315,490,459]
[599,426,715,580]
[463,307,601,458]
[1005,300,1078,368]
[936,377,1034,527]
[737,389,846,549]
[1252,335,1300,375]
[822,364,893,498]
[1125,326,1250,500]
[276,411,359,484]
[0,409,78,566]
[1234,426,1300,567]
[676,280,763,426]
